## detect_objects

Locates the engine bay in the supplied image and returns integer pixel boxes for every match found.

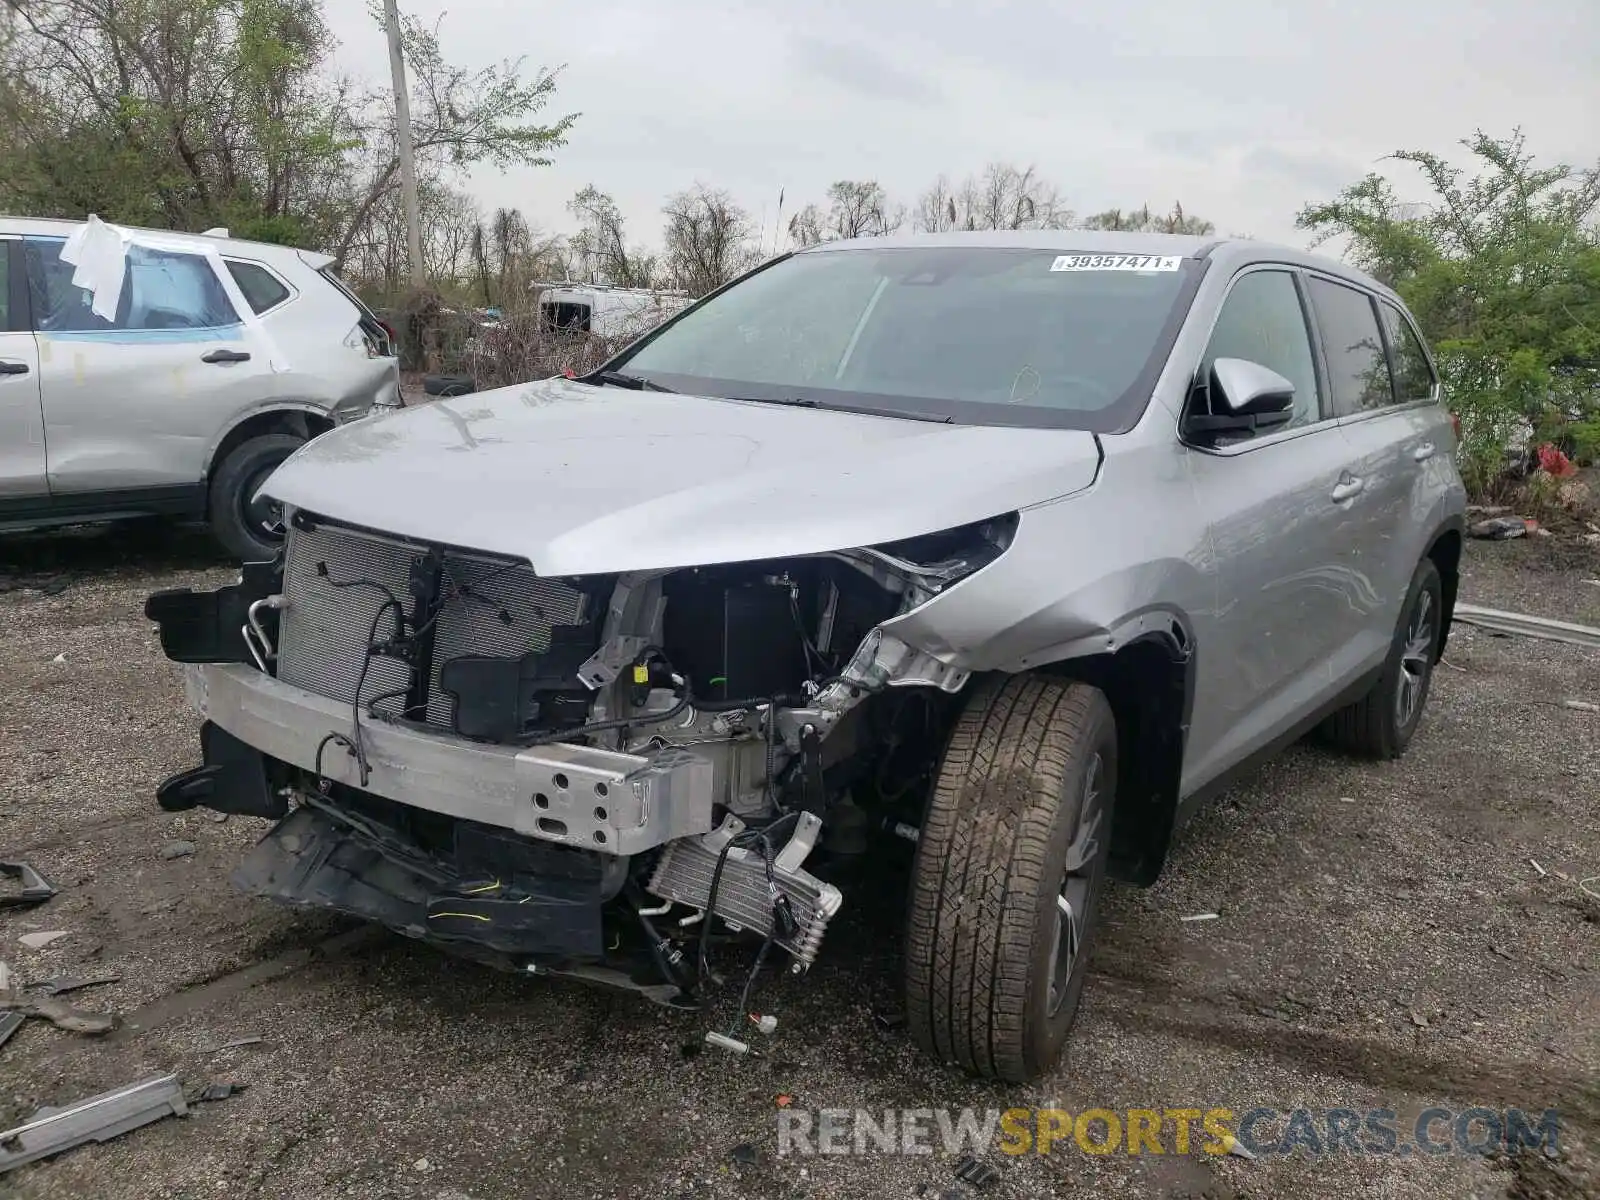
[147,508,1015,1030]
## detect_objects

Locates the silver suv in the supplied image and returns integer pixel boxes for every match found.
[148,232,1465,1081]
[0,218,399,559]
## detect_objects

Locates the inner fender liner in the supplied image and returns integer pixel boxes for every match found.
[232,802,604,959]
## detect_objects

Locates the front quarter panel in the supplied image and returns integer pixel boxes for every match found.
[885,434,1211,677]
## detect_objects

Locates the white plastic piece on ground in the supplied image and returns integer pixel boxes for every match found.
[17,931,69,949]
[1179,912,1220,922]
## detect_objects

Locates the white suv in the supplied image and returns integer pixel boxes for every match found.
[0,217,399,559]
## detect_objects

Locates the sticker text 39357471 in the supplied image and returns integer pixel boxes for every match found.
[1050,254,1183,273]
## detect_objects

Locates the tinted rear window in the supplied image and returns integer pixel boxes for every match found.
[226,261,291,313]
[616,247,1199,430]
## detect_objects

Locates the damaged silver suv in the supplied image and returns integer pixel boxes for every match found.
[147,232,1466,1082]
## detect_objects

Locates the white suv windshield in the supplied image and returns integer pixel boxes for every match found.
[615,246,1200,429]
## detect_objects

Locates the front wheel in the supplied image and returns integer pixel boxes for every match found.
[208,433,303,562]
[905,676,1116,1082]
[1319,557,1443,759]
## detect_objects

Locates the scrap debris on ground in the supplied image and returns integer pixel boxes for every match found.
[0,524,1596,1199]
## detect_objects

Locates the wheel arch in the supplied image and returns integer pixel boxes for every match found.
[202,405,334,511]
[1423,519,1463,659]
[1031,610,1195,887]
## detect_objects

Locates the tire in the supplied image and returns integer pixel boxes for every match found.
[1319,557,1443,759]
[905,675,1116,1082]
[208,433,304,562]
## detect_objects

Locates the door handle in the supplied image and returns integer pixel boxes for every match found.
[1411,442,1436,462]
[1330,475,1366,502]
[200,349,251,364]
[0,360,29,375]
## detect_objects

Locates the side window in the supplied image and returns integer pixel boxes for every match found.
[25,238,113,332]
[1307,277,1393,413]
[226,261,291,314]
[1203,269,1321,428]
[24,237,239,332]
[1380,302,1435,402]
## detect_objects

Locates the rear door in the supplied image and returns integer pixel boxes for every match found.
[0,237,48,499]
[25,235,277,495]
[1182,265,1363,787]
[1304,275,1436,665]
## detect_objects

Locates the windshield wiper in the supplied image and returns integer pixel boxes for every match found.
[732,396,953,425]
[585,370,676,393]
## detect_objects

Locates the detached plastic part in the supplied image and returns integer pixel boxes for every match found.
[0,862,57,909]
[0,1074,187,1174]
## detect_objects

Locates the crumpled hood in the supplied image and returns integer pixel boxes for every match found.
[263,376,1101,575]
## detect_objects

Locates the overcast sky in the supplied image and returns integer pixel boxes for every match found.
[323,0,1599,252]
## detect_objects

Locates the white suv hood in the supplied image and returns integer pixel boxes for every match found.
[263,377,1102,576]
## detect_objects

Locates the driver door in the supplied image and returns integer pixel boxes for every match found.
[1181,265,1369,793]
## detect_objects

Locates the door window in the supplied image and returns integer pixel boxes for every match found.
[1308,277,1392,414]
[1203,268,1322,427]
[24,237,239,332]
[1380,302,1435,402]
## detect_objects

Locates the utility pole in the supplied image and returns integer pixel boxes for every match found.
[382,0,424,287]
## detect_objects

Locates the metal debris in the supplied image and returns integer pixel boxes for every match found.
[1180,912,1220,922]
[202,1035,264,1053]
[0,995,118,1035]
[0,1074,187,1174]
[28,973,121,997]
[0,1011,24,1051]
[0,862,57,909]
[953,1155,1000,1187]
[1452,604,1600,650]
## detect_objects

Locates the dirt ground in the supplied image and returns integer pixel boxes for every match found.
[1,526,1597,1200]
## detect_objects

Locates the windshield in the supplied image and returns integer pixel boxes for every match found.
[613,246,1201,429]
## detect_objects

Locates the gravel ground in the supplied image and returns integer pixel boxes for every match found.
[1,525,1597,1200]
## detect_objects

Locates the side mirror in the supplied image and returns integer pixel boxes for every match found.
[1187,357,1295,440]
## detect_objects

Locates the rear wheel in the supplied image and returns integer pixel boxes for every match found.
[208,433,303,562]
[905,675,1115,1082]
[1320,557,1442,758]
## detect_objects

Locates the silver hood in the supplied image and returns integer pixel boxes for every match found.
[263,376,1101,576]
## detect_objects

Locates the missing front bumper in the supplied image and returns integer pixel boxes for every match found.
[233,798,608,959]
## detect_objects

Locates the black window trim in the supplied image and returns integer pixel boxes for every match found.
[604,245,1212,435]
[222,256,297,316]
[1178,261,1340,456]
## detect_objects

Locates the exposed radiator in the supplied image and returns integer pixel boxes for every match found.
[277,522,588,731]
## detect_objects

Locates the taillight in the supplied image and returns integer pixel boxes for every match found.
[378,320,397,347]
[1450,412,1461,440]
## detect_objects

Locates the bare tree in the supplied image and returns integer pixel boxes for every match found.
[567,185,657,287]
[914,175,960,233]
[663,184,756,296]
[825,180,905,239]
[787,203,825,248]
[1082,201,1215,235]
[914,163,1072,232]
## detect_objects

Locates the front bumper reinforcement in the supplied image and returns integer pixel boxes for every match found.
[182,664,715,854]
